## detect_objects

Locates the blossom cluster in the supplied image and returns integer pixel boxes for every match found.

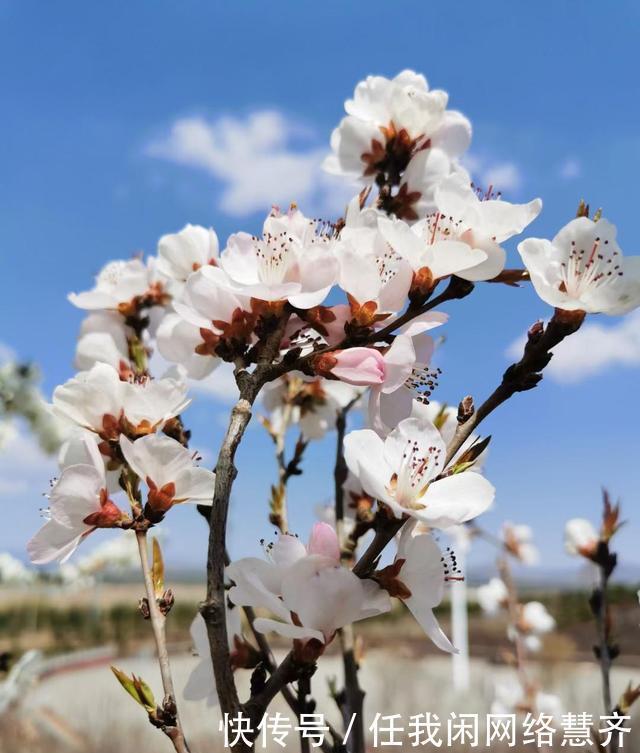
[24,68,640,729]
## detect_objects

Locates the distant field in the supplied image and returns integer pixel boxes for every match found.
[1,582,639,665]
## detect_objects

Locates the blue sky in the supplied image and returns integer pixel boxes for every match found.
[1,0,640,578]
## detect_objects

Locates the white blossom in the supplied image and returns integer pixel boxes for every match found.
[476,577,508,615]
[120,433,215,514]
[219,206,339,308]
[518,216,640,314]
[344,412,494,528]
[324,71,470,190]
[564,518,599,558]
[228,524,390,647]
[68,258,157,313]
[157,224,219,284]
[28,437,126,564]
[52,363,190,439]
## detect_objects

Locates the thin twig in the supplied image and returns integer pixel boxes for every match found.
[595,562,614,716]
[497,556,534,707]
[333,398,365,753]
[334,399,366,753]
[136,531,190,753]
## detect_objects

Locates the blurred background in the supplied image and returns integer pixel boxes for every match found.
[1,0,640,749]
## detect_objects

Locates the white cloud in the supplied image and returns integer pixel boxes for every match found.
[0,341,16,364]
[462,154,523,195]
[190,362,239,403]
[146,110,355,218]
[149,350,239,404]
[0,422,56,497]
[482,162,523,193]
[505,310,640,383]
[558,158,581,180]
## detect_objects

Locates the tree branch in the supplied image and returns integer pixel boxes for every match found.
[136,531,190,753]
[334,399,365,753]
[201,311,292,749]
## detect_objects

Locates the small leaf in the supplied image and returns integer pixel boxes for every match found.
[111,666,156,713]
[111,666,140,704]
[450,435,491,474]
[133,674,156,712]
[151,537,164,598]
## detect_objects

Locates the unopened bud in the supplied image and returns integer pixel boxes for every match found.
[158,589,175,616]
[527,320,544,343]
[457,396,474,425]
[138,597,151,620]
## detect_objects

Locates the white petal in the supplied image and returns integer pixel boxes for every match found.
[252,617,325,644]
[120,434,191,489]
[49,464,104,527]
[383,416,445,478]
[404,599,457,653]
[381,335,416,393]
[415,472,494,528]
[174,466,216,504]
[343,429,391,502]
[27,519,87,564]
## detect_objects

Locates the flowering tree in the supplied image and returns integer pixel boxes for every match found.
[26,70,640,752]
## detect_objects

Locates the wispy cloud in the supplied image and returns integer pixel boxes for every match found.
[145,110,355,218]
[0,423,56,497]
[506,310,640,383]
[558,157,581,181]
[190,362,239,403]
[0,341,16,364]
[463,154,524,195]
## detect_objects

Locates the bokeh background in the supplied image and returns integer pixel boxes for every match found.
[1,1,639,750]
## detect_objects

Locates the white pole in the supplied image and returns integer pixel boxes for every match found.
[450,546,470,691]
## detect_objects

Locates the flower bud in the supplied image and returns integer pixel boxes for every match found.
[314,347,385,386]
[564,518,599,559]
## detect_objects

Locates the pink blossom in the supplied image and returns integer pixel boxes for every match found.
[316,347,385,386]
[307,522,341,563]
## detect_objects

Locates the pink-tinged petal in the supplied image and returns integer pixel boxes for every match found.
[325,348,385,386]
[396,311,448,338]
[280,558,368,638]
[307,523,340,563]
[270,533,308,568]
[413,333,435,364]
[226,557,283,601]
[227,568,291,622]
[371,385,414,436]
[380,336,415,394]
